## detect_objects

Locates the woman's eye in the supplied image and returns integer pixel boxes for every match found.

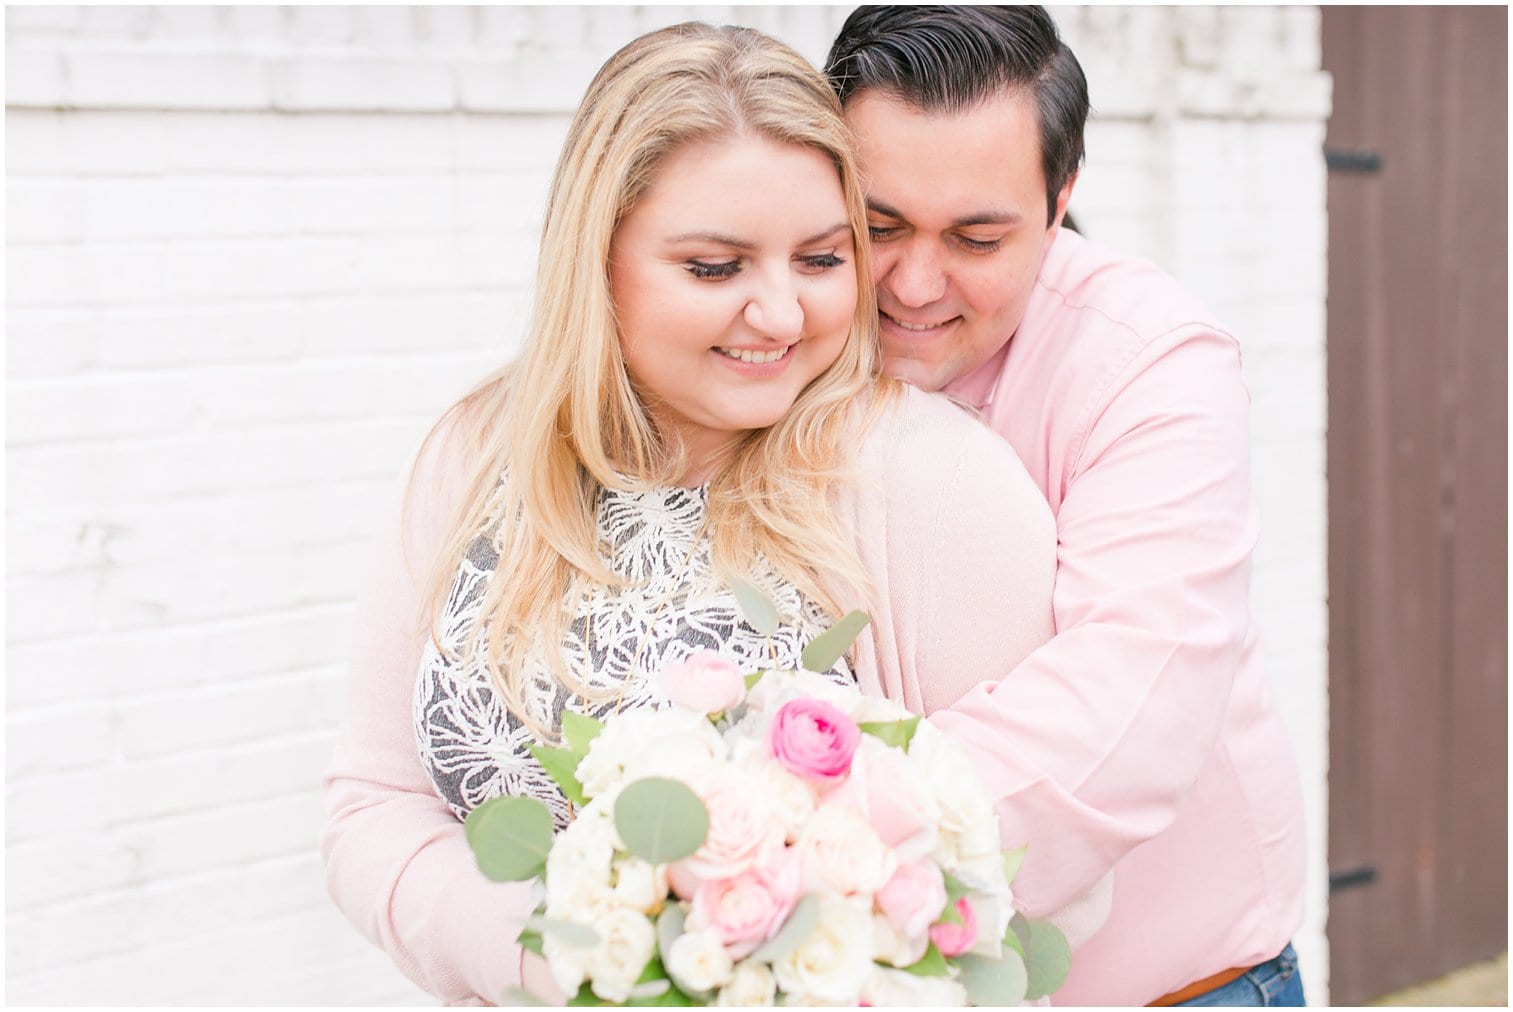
[686,260,740,279]
[801,252,846,272]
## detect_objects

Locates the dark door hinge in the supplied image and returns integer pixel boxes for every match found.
[1328,864,1380,892]
[1325,148,1385,174]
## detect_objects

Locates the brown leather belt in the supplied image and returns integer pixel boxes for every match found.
[1147,964,1253,1007]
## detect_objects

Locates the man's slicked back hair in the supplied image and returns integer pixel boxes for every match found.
[825,5,1089,225]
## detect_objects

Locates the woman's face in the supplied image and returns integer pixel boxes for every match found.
[608,133,858,477]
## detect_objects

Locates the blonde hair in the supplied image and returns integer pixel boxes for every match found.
[419,22,895,735]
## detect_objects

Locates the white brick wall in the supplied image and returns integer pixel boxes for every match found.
[5,5,1331,1005]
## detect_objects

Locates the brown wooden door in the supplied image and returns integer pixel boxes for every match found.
[1323,6,1508,1005]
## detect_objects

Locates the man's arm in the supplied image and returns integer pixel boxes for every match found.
[930,325,1259,916]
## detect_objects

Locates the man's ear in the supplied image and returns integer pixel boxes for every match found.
[1050,170,1079,232]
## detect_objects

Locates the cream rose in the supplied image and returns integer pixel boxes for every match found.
[584,908,657,1003]
[770,896,876,1003]
[860,965,969,1006]
[796,803,897,898]
[714,963,777,1007]
[664,929,735,993]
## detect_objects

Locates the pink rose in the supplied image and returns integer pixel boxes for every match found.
[674,768,785,887]
[928,898,979,957]
[823,737,938,862]
[686,851,801,959]
[768,698,860,785]
[657,650,746,714]
[876,861,949,939]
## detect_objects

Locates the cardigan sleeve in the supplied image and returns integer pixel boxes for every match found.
[848,386,1058,736]
[319,418,538,1005]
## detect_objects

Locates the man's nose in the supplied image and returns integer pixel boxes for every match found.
[881,241,947,308]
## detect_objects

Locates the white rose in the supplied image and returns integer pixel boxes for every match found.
[735,754,817,844]
[665,929,735,993]
[545,804,620,923]
[797,804,897,898]
[585,908,657,1003]
[871,911,929,968]
[771,896,875,1003]
[542,926,591,997]
[860,965,969,1007]
[744,668,857,717]
[715,962,777,1007]
[575,710,659,798]
[611,857,668,914]
[621,708,729,788]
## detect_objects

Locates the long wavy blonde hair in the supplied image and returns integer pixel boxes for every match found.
[418,22,895,736]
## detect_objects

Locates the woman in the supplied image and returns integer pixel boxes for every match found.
[321,22,1059,1005]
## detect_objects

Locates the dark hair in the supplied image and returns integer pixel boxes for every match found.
[825,5,1089,225]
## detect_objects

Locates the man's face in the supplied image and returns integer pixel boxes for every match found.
[845,89,1075,391]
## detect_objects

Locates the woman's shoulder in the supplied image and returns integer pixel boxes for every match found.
[857,381,1038,493]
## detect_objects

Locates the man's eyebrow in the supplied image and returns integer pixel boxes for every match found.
[866,199,1023,229]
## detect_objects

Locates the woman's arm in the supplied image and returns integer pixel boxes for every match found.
[319,419,538,1005]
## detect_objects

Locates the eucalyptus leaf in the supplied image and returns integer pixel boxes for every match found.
[562,711,605,757]
[465,796,553,882]
[901,942,951,977]
[1021,917,1072,999]
[656,905,687,959]
[800,609,871,673]
[626,984,695,1006]
[1001,920,1025,959]
[521,915,601,950]
[1002,844,1028,885]
[743,671,765,691]
[498,986,547,1006]
[727,575,779,637]
[614,778,709,864]
[958,950,1029,1007]
[749,893,820,963]
[858,716,921,751]
[529,744,587,808]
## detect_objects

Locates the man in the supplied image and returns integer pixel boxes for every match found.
[826,7,1308,1007]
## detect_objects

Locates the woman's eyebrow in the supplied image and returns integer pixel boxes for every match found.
[666,221,851,248]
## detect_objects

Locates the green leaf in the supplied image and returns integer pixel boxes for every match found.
[858,716,921,751]
[744,670,766,691]
[749,893,820,962]
[498,985,547,1006]
[626,983,695,1006]
[800,609,871,673]
[567,982,604,1006]
[636,956,669,985]
[516,927,545,957]
[465,796,553,882]
[614,778,709,864]
[530,744,587,808]
[727,575,779,637]
[521,915,600,949]
[941,870,972,905]
[901,942,951,977]
[1016,915,1072,999]
[1002,845,1028,885]
[562,711,605,756]
[957,949,1029,1006]
[937,901,965,927]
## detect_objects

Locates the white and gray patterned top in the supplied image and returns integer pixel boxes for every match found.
[412,479,853,829]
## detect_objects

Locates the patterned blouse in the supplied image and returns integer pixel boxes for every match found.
[412,480,853,829]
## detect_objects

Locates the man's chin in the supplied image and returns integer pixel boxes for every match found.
[880,354,949,393]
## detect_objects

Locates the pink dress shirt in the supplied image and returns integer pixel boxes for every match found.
[935,228,1308,1005]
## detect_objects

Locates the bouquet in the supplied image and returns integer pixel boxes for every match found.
[467,583,1070,1006]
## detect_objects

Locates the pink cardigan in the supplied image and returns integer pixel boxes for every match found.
[320,385,1058,1004]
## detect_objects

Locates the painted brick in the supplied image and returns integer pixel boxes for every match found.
[285,5,354,47]
[95,302,304,369]
[5,309,99,377]
[273,55,455,112]
[5,833,142,912]
[77,5,155,39]
[153,5,224,42]
[6,700,116,777]
[67,51,271,111]
[5,5,83,32]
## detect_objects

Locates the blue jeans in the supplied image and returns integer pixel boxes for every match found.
[1176,944,1305,1007]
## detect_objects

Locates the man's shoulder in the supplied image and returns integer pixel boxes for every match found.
[1026,230,1234,353]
